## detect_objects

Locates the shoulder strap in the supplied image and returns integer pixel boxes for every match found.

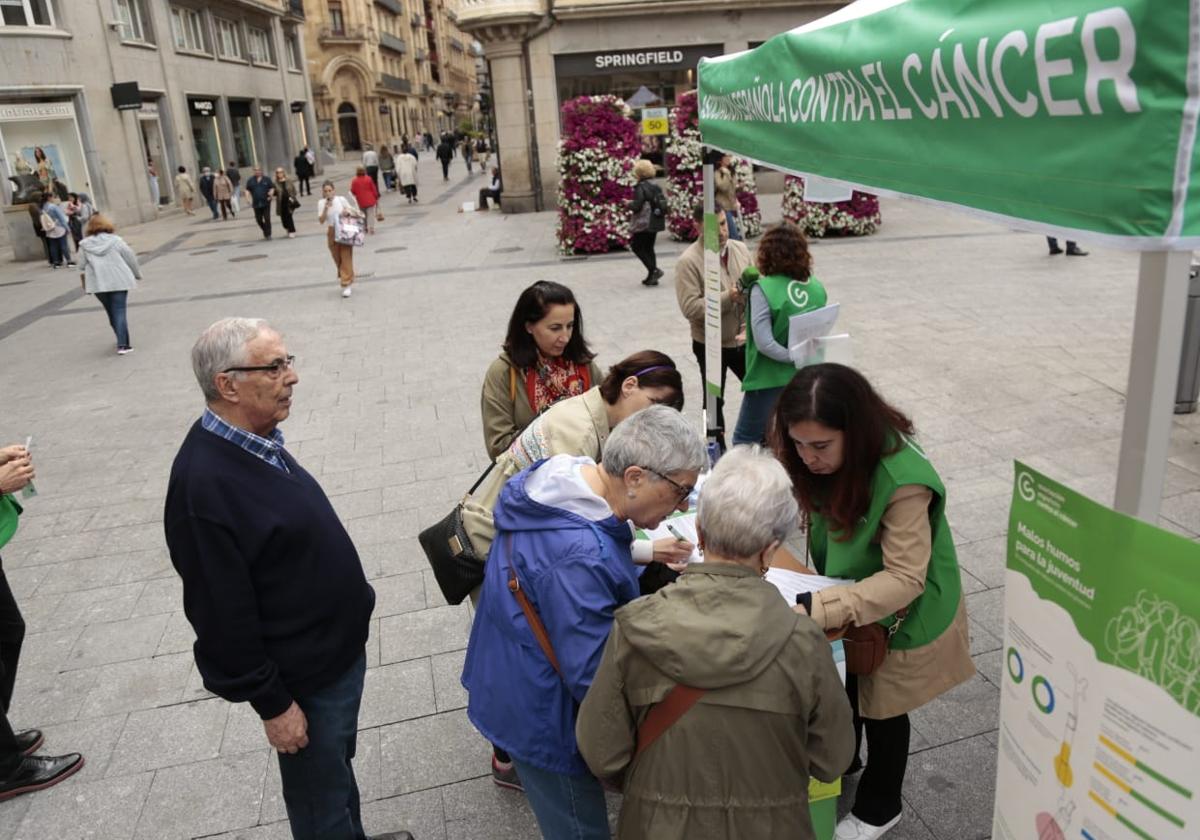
[506,534,563,676]
[634,684,706,759]
[509,365,517,402]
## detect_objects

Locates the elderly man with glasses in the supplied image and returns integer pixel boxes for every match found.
[164,317,411,840]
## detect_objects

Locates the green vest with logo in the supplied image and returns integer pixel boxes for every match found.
[808,437,961,651]
[743,273,827,392]
[0,495,21,552]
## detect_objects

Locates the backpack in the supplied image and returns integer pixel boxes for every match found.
[39,211,57,234]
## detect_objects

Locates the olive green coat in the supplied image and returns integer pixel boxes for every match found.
[479,352,601,460]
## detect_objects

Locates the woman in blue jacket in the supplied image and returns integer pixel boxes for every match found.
[462,406,708,839]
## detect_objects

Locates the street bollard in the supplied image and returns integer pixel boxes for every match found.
[1175,263,1200,413]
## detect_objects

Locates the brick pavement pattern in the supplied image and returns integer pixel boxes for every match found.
[0,154,1197,840]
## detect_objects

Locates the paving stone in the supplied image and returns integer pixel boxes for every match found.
[106,697,229,776]
[130,576,182,617]
[431,650,468,712]
[362,788,447,840]
[203,821,294,840]
[114,548,176,585]
[359,659,437,729]
[422,569,450,608]
[973,649,1003,688]
[64,613,169,671]
[358,539,429,578]
[441,777,542,840]
[12,769,153,840]
[379,605,471,664]
[964,588,1005,644]
[133,750,268,840]
[329,488,384,521]
[345,510,421,547]
[371,571,427,617]
[32,556,123,596]
[11,667,97,727]
[1160,489,1200,535]
[43,582,145,632]
[15,624,81,677]
[33,712,127,782]
[903,735,997,840]
[956,536,1007,590]
[909,674,1000,749]
[258,750,287,825]
[379,709,489,796]
[181,660,217,703]
[79,652,193,717]
[220,700,269,756]
[154,610,195,656]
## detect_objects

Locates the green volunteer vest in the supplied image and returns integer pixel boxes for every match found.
[0,495,22,552]
[743,273,827,392]
[808,437,961,651]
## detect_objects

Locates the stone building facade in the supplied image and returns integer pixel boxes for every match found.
[303,0,480,154]
[457,0,847,212]
[0,0,320,260]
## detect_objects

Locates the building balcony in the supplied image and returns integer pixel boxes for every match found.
[375,0,404,14]
[381,74,414,93]
[449,36,464,52]
[318,24,369,44]
[411,12,422,26]
[421,83,432,96]
[285,0,305,19]
[379,31,408,54]
[415,48,427,61]
[456,0,546,32]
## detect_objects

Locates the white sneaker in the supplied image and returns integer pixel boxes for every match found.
[835,814,901,840]
[342,287,352,298]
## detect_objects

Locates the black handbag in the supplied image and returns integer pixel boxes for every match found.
[418,461,496,604]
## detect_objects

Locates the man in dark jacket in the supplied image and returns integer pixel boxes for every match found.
[225,161,242,214]
[243,166,275,239]
[164,317,411,840]
[436,138,453,181]
[293,149,313,196]
[198,167,218,219]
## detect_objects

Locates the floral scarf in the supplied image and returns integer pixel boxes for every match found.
[525,355,590,416]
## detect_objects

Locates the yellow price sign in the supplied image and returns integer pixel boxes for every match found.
[642,107,668,136]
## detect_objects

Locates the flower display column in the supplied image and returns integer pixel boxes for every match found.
[665,91,702,241]
[555,95,641,254]
[734,157,762,239]
[781,176,882,237]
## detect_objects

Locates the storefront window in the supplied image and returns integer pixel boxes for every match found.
[229,103,257,167]
[188,98,222,170]
[1,102,91,206]
[0,0,54,27]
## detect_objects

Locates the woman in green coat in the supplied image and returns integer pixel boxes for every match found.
[772,364,975,840]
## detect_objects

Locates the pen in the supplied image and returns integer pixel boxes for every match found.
[666,524,687,543]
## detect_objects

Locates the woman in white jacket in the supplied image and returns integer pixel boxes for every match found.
[77,214,141,355]
[397,146,418,203]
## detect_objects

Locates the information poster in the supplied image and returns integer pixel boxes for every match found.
[994,463,1199,840]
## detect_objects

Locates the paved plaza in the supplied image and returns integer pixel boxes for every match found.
[0,153,1197,840]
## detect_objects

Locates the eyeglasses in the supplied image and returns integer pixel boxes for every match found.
[223,355,296,378]
[643,467,693,504]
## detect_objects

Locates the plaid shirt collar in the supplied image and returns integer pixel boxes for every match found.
[200,408,290,473]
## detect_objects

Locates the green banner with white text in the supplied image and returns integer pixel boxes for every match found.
[698,0,1200,249]
[995,463,1200,840]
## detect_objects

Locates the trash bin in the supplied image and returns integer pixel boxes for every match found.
[1176,262,1200,414]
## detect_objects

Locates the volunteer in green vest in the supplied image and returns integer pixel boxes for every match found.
[770,364,974,840]
[732,222,827,446]
[0,443,85,799]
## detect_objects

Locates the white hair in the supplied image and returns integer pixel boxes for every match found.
[697,445,798,559]
[191,317,272,402]
[602,405,708,479]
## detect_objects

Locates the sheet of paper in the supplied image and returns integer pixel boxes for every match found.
[786,303,840,350]
[764,566,853,605]
[641,512,702,564]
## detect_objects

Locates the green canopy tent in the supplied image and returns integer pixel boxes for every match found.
[696,0,1198,521]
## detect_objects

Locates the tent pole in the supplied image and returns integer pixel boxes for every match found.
[1113,250,1191,521]
[702,162,720,444]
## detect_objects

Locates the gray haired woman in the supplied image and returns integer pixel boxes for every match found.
[577,445,855,840]
[462,405,708,840]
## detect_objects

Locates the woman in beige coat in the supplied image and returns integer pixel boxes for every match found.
[174,166,196,215]
[773,363,975,840]
[480,281,600,459]
[577,446,855,840]
[213,171,235,220]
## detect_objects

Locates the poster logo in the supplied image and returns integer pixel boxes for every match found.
[1017,471,1036,502]
[787,282,810,308]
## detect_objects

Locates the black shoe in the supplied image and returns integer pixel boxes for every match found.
[651,268,664,281]
[369,833,415,840]
[642,277,659,286]
[1048,247,1063,255]
[15,730,43,757]
[0,753,84,801]
[1066,246,1089,256]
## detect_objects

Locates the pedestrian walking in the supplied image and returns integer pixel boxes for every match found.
[199,167,218,219]
[461,407,708,840]
[436,137,453,181]
[26,196,51,266]
[379,144,395,191]
[362,144,380,192]
[64,192,84,246]
[481,280,602,459]
[174,166,197,216]
[214,170,235,220]
[475,136,489,169]
[39,194,73,269]
[76,213,140,355]
[577,446,855,840]
[294,147,314,196]
[349,166,380,234]
[0,444,86,800]
[675,205,750,450]
[274,168,299,238]
[476,167,500,210]
[733,222,828,446]
[1046,236,1088,256]
[463,138,474,174]
[244,166,275,240]
[318,180,363,298]
[226,161,242,214]
[165,318,414,840]
[629,159,667,286]
[147,157,160,209]
[773,363,976,840]
[397,146,418,203]
[710,150,743,241]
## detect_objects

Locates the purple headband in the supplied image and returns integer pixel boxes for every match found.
[632,365,674,378]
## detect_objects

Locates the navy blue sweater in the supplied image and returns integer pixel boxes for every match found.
[164,421,375,719]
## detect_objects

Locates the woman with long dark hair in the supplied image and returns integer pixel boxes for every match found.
[733,222,827,447]
[770,363,974,840]
[480,281,600,459]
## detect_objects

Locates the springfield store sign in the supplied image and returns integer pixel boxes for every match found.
[556,45,722,76]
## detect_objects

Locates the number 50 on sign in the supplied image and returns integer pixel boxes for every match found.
[642,107,668,135]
